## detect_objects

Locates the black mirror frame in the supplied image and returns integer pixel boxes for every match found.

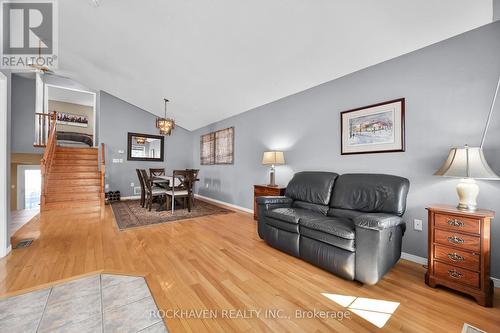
[127,132,165,162]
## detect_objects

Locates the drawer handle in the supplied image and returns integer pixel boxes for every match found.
[447,236,465,244]
[448,269,463,279]
[447,219,464,227]
[447,253,465,262]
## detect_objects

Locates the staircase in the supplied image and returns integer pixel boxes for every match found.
[43,147,103,210]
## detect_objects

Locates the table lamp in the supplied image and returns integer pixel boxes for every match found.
[262,151,285,187]
[434,71,500,211]
[434,145,499,211]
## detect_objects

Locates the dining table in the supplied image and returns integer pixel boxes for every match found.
[152,175,183,187]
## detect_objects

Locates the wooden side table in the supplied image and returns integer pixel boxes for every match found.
[253,185,286,220]
[425,205,495,307]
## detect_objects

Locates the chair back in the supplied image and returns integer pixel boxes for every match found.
[172,169,196,196]
[136,169,146,190]
[186,169,200,181]
[149,168,165,177]
[140,169,152,191]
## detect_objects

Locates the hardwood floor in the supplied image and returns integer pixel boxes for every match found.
[1,202,499,332]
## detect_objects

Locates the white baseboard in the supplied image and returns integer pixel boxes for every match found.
[492,277,500,288]
[401,252,427,265]
[121,195,140,200]
[194,194,253,214]
[0,244,12,258]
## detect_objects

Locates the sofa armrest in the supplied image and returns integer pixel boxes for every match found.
[354,213,404,231]
[256,196,293,206]
[256,196,292,240]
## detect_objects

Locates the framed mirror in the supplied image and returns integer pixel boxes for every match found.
[127,132,165,162]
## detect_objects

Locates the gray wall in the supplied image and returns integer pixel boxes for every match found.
[11,75,43,154]
[192,21,500,278]
[99,91,193,197]
[495,0,500,21]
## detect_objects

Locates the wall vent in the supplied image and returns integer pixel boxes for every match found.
[133,186,142,195]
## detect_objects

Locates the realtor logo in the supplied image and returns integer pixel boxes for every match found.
[1,0,58,69]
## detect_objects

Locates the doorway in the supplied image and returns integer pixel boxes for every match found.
[17,165,42,210]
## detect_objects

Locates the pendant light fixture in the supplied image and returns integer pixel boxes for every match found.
[135,137,146,145]
[156,98,175,136]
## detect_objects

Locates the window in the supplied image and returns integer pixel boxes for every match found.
[200,127,234,165]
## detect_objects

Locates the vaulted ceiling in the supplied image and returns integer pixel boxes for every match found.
[57,1,493,130]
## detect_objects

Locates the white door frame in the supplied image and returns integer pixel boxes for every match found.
[0,72,10,257]
[17,165,41,210]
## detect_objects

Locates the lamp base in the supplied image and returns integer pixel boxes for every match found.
[456,178,479,212]
[267,166,276,187]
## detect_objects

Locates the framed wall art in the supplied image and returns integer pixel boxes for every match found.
[341,98,405,155]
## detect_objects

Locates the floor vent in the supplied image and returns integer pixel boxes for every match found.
[14,239,34,249]
[462,323,487,333]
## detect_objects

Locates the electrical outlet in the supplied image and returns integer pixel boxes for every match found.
[130,182,135,187]
[414,219,423,231]
[105,184,109,190]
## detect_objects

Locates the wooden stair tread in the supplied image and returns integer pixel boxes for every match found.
[54,160,98,165]
[48,172,100,179]
[56,147,98,153]
[44,200,102,210]
[46,186,101,192]
[42,144,104,211]
[55,155,98,160]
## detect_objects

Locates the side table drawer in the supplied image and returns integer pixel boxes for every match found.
[434,244,480,271]
[434,261,479,289]
[435,213,480,235]
[434,229,480,252]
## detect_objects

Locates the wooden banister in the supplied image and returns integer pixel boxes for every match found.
[34,112,57,147]
[100,143,106,205]
[40,111,57,210]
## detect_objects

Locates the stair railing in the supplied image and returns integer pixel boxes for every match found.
[40,111,57,210]
[34,112,57,147]
[100,143,106,205]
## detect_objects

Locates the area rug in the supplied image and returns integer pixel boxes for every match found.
[111,199,233,230]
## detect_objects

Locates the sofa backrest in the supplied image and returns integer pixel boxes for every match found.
[329,174,409,216]
[285,172,338,208]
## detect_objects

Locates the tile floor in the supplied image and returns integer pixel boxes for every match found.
[0,274,168,333]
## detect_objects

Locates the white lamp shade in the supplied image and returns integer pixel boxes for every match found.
[434,146,500,180]
[262,151,285,165]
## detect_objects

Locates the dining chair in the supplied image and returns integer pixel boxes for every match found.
[149,168,165,177]
[140,169,168,211]
[165,170,192,213]
[185,169,199,208]
[136,169,147,207]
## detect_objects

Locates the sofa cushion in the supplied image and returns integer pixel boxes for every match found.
[265,208,324,224]
[299,216,355,252]
[285,171,338,205]
[300,228,355,252]
[292,201,329,215]
[266,217,300,233]
[330,174,410,216]
[300,216,355,239]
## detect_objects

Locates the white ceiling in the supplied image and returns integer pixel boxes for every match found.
[57,1,493,130]
[48,85,95,107]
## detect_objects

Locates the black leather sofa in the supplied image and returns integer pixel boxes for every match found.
[256,171,410,285]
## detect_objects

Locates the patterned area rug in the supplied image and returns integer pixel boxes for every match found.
[111,199,233,230]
